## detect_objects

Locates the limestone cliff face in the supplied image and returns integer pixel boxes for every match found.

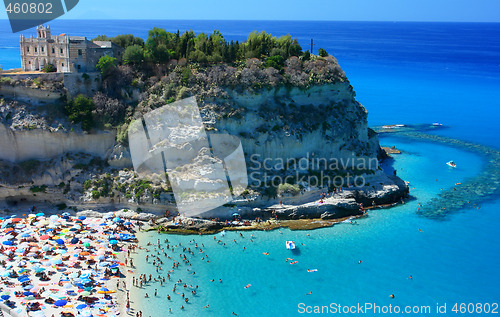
[0,123,116,162]
[202,83,379,165]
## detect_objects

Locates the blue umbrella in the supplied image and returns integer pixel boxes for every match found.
[76,304,88,309]
[70,238,79,244]
[99,223,107,226]
[123,221,132,226]
[54,299,67,307]
[112,217,121,223]
[23,291,34,296]
[78,216,86,220]
[62,215,69,220]
[20,233,31,238]
[36,212,44,217]
[23,285,33,290]
[1,295,10,300]
[2,241,12,245]
[10,215,17,218]
[109,239,118,245]
[62,212,71,217]
[56,239,65,245]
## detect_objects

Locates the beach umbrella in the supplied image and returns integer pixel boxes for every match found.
[36,212,44,217]
[70,238,79,244]
[112,217,121,223]
[76,303,88,310]
[40,235,50,240]
[11,218,22,223]
[80,272,90,279]
[78,216,87,220]
[1,295,10,300]
[83,242,91,248]
[109,239,118,245]
[56,239,65,245]
[23,291,34,296]
[62,212,71,217]
[54,299,67,307]
[123,221,132,226]
[19,233,31,238]
[80,291,90,296]
[23,285,34,290]
[2,240,13,245]
[34,268,45,273]
[51,258,63,265]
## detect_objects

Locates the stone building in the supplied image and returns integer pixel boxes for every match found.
[20,25,123,73]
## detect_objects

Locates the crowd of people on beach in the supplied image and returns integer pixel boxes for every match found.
[0,210,137,316]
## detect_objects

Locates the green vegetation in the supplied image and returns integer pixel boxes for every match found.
[318,48,328,57]
[42,63,56,73]
[29,185,47,193]
[96,55,117,77]
[56,203,67,210]
[93,34,144,49]
[99,29,305,67]
[19,159,41,174]
[64,95,95,131]
[278,183,301,196]
[123,45,145,65]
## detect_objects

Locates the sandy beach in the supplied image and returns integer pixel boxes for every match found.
[0,210,138,317]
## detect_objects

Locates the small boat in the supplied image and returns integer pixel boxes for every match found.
[286,241,296,250]
[446,161,457,168]
[432,122,443,126]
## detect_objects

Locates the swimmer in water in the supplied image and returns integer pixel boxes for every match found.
[263,252,269,255]
[306,291,312,295]
[390,294,395,298]
[418,228,423,232]
[358,260,362,264]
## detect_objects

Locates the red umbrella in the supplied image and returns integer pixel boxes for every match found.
[40,235,50,240]
[11,218,22,223]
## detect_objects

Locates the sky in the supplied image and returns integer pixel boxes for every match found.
[1,0,500,22]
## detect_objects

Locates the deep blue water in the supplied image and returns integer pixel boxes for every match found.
[1,20,499,316]
[1,20,499,147]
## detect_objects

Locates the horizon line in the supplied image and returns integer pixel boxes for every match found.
[1,18,500,24]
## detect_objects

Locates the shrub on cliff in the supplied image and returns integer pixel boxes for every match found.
[64,95,95,132]
[123,45,145,65]
[96,55,117,77]
[318,48,328,57]
[42,63,56,73]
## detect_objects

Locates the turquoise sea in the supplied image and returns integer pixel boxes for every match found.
[1,20,499,316]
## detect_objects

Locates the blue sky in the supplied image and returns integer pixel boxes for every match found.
[1,0,500,22]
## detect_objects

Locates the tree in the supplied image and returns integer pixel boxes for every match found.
[112,34,145,48]
[96,55,117,77]
[302,50,311,61]
[42,63,56,73]
[123,45,145,65]
[265,55,285,70]
[318,48,328,57]
[64,95,95,131]
[92,35,112,41]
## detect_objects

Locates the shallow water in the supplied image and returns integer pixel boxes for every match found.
[129,138,500,317]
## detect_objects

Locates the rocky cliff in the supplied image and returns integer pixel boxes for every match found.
[0,55,408,219]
